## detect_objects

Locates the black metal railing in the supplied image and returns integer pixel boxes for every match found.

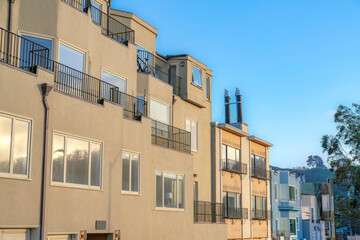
[252,209,271,220]
[151,120,191,153]
[137,50,181,96]
[251,167,271,180]
[0,27,49,71]
[222,159,247,174]
[224,207,248,219]
[61,0,134,44]
[194,201,224,223]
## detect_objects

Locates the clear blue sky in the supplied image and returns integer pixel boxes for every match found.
[112,0,360,168]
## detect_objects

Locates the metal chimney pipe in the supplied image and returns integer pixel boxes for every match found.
[235,88,243,124]
[224,89,231,124]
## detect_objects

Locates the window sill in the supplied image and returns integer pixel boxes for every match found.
[155,207,185,212]
[0,173,31,181]
[121,191,140,196]
[50,182,102,191]
[191,82,203,89]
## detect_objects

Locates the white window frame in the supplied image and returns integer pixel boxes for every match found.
[101,68,127,93]
[58,40,86,72]
[0,229,30,240]
[121,150,140,195]
[50,131,103,190]
[155,170,185,210]
[186,118,198,152]
[191,65,203,87]
[150,98,171,125]
[289,185,296,202]
[0,112,32,180]
[18,31,55,60]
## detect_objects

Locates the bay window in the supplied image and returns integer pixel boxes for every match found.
[0,114,31,178]
[51,133,102,188]
[156,171,184,209]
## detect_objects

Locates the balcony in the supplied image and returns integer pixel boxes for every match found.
[251,167,271,180]
[61,0,134,45]
[194,201,224,223]
[222,159,247,175]
[224,207,248,219]
[0,27,146,121]
[137,50,181,96]
[252,209,271,220]
[151,120,191,153]
[278,201,301,211]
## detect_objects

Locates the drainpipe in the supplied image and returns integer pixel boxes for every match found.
[40,83,53,240]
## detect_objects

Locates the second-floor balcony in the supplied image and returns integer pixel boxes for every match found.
[251,167,271,180]
[61,0,135,45]
[137,50,181,96]
[151,120,191,153]
[0,27,146,121]
[194,201,224,223]
[278,201,300,211]
[222,159,247,174]
[252,209,271,220]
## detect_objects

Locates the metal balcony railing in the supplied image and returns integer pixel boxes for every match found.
[251,167,271,180]
[252,210,271,220]
[224,207,248,219]
[0,28,146,121]
[222,159,247,174]
[151,120,191,153]
[0,27,50,71]
[137,50,181,96]
[61,0,134,45]
[194,201,224,223]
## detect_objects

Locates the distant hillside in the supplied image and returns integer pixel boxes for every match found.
[270,166,335,183]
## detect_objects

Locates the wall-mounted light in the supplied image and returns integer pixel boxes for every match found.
[180,61,185,67]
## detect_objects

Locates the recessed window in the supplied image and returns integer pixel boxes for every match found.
[21,34,53,70]
[156,171,184,209]
[274,183,278,200]
[280,184,287,200]
[192,66,202,87]
[205,77,210,99]
[0,114,31,178]
[222,144,240,171]
[122,152,140,194]
[251,195,267,219]
[59,43,85,72]
[186,119,198,151]
[90,0,102,25]
[51,133,102,188]
[102,71,127,93]
[290,219,296,235]
[223,192,241,218]
[289,186,296,201]
[150,99,170,125]
[251,154,266,178]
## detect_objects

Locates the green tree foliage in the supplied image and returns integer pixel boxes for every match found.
[322,103,360,234]
[306,155,327,169]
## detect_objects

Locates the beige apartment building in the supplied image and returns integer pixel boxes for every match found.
[0,0,227,240]
[210,89,272,240]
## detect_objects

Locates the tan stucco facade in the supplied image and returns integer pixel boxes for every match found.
[0,0,226,240]
[211,120,272,240]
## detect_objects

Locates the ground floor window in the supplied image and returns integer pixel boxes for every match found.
[0,229,29,240]
[156,170,184,209]
[122,152,140,194]
[223,191,241,218]
[290,218,296,235]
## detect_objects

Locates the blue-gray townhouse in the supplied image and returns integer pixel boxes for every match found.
[271,170,303,240]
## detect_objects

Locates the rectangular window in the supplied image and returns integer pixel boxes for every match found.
[290,219,296,235]
[51,133,102,188]
[274,183,278,200]
[223,192,241,218]
[21,34,53,70]
[252,195,267,219]
[222,144,241,172]
[90,0,102,25]
[275,219,279,234]
[122,152,140,193]
[296,217,299,232]
[325,221,330,237]
[102,71,127,93]
[251,154,266,178]
[186,119,198,151]
[156,170,185,209]
[150,99,170,125]
[205,77,210,99]
[322,194,330,210]
[289,186,296,201]
[311,208,314,221]
[59,43,85,72]
[281,219,288,236]
[280,184,287,200]
[193,181,198,202]
[0,114,31,178]
[0,229,29,240]
[192,66,202,86]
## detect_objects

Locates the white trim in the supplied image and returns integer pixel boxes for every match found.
[289,184,296,202]
[50,131,103,190]
[289,218,297,237]
[121,151,140,195]
[191,65,203,87]
[101,68,128,92]
[58,40,86,73]
[0,112,32,180]
[18,30,55,60]
[149,97,171,125]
